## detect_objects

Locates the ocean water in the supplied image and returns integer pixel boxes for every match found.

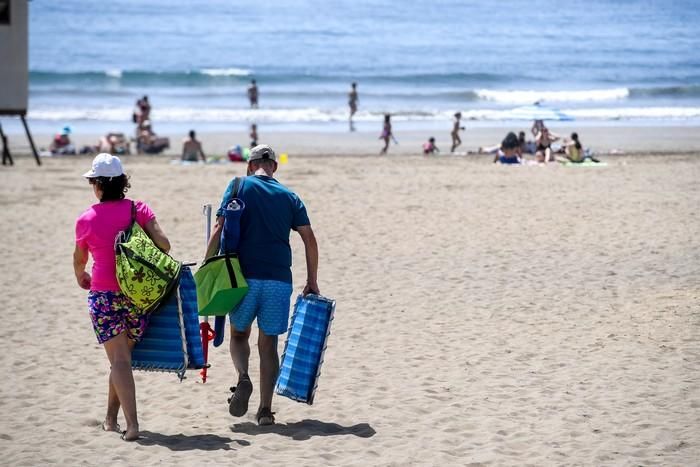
[15,0,700,133]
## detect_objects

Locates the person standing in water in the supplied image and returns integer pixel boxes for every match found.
[379,114,393,154]
[348,82,359,131]
[450,112,465,153]
[248,80,259,109]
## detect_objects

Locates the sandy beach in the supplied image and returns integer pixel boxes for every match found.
[0,142,698,465]
[6,124,700,158]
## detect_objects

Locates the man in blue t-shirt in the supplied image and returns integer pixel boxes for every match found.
[205,144,319,426]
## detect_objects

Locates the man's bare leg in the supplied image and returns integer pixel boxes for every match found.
[257,331,279,413]
[229,326,254,416]
[230,326,251,380]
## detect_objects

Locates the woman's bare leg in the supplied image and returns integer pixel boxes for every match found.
[103,333,139,440]
[103,338,135,432]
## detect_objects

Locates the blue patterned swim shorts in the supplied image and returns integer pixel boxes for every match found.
[230,279,293,336]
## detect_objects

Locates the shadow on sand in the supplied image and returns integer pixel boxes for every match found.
[231,419,376,441]
[137,431,251,451]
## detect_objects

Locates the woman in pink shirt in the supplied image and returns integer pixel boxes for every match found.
[73,153,171,441]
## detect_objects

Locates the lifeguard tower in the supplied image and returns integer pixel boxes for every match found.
[0,0,40,165]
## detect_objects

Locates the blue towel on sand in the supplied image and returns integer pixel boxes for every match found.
[275,294,336,405]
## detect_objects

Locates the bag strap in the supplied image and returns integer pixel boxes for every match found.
[230,176,244,202]
[130,200,137,225]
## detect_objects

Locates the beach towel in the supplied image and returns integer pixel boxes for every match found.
[275,294,336,405]
[132,267,205,380]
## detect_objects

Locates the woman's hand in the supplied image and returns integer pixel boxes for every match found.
[76,271,91,290]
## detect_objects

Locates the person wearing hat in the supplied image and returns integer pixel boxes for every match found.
[50,126,76,155]
[73,153,172,441]
[205,144,320,426]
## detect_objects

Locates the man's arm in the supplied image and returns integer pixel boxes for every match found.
[296,225,319,295]
[204,216,224,260]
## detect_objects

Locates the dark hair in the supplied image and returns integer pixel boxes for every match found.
[502,132,519,150]
[252,79,256,84]
[90,174,130,202]
[518,131,525,143]
[455,112,461,118]
[571,132,581,150]
[352,82,357,87]
[429,137,435,142]
[189,130,196,138]
[384,114,391,122]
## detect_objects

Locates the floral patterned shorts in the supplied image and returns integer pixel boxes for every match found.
[88,291,149,344]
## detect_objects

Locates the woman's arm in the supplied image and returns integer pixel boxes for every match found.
[73,244,91,289]
[144,219,171,253]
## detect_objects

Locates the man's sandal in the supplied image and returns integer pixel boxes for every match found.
[228,378,253,417]
[256,407,275,426]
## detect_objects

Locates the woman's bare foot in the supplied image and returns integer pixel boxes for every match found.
[121,425,139,441]
[101,419,121,433]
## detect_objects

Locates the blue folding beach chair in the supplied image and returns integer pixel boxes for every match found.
[275,294,336,405]
[132,266,205,380]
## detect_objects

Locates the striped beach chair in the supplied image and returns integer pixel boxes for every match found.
[131,266,205,380]
[275,294,336,405]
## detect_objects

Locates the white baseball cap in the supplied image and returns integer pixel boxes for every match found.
[83,153,125,178]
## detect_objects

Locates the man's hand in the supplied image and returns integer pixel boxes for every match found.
[297,225,319,297]
[76,271,91,290]
[303,280,320,296]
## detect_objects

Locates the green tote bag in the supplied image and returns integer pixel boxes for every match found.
[194,253,248,316]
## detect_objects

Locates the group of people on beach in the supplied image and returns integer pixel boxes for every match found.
[74,145,319,440]
[483,120,601,165]
[420,117,601,165]
[40,80,599,163]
